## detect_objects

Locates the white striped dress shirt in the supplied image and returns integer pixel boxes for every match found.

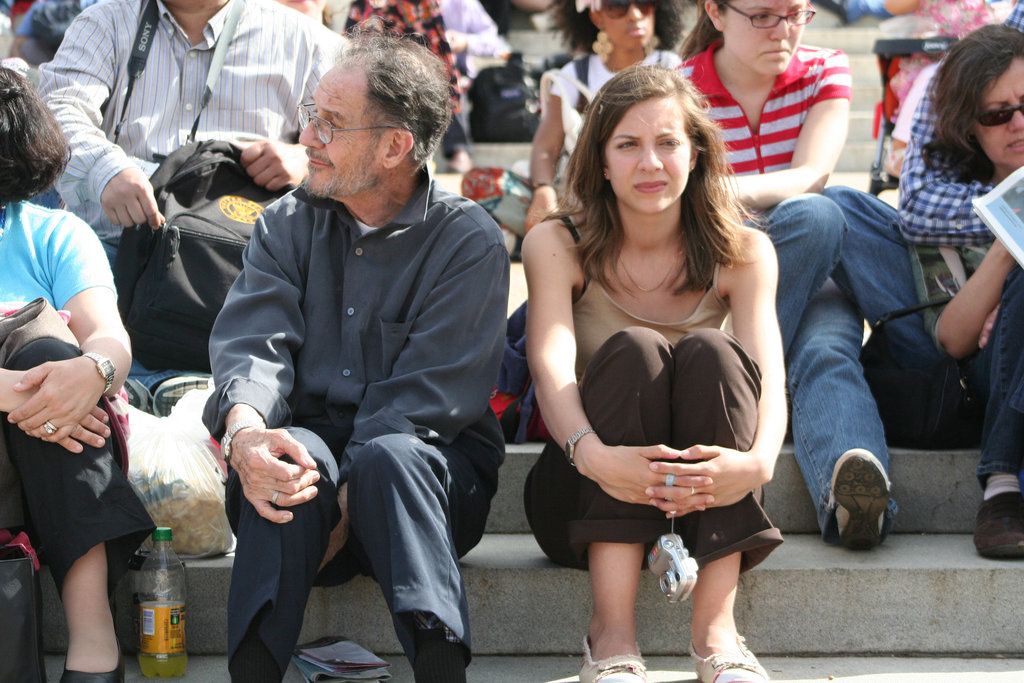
[40,0,343,240]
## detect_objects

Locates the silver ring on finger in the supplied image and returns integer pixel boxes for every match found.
[43,420,58,435]
[665,473,675,487]
[271,490,280,505]
[691,486,696,496]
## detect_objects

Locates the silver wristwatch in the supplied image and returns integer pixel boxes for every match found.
[221,420,262,464]
[82,352,116,394]
[564,426,595,468]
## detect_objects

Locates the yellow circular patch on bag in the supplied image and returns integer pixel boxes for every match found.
[218,196,264,224]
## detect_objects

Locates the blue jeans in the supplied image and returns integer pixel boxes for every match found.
[825,186,943,371]
[969,268,1024,484]
[760,194,894,541]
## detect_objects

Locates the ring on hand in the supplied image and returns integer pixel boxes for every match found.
[691,486,696,496]
[665,473,675,487]
[43,420,57,435]
[271,490,280,505]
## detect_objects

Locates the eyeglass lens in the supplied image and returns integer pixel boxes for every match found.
[603,0,657,19]
[977,103,1024,127]
[724,3,814,28]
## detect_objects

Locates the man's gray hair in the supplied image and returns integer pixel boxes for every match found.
[336,30,453,169]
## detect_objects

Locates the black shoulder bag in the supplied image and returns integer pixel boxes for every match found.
[860,298,983,449]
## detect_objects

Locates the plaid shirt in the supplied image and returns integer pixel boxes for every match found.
[898,2,1024,246]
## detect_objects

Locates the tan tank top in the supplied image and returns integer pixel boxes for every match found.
[572,264,730,378]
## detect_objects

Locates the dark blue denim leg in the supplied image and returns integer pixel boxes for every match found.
[758,194,846,353]
[825,185,942,370]
[975,268,1024,484]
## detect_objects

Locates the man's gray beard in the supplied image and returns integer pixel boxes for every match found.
[301,164,382,201]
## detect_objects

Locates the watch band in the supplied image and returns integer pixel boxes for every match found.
[564,426,595,468]
[82,351,115,394]
[221,420,262,464]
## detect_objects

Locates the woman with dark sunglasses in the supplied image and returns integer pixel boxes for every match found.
[890,20,1024,558]
[524,0,685,232]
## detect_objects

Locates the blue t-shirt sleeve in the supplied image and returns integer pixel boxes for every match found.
[42,210,115,309]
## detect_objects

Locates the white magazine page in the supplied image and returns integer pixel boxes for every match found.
[973,164,1024,268]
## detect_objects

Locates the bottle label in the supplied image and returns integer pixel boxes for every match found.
[139,602,186,654]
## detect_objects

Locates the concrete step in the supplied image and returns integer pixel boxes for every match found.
[41,534,1023,657]
[43,653,1024,682]
[489,444,983,536]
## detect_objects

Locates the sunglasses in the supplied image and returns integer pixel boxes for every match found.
[976,103,1024,127]
[602,0,658,19]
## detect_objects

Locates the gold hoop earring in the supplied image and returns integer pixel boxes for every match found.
[592,30,613,60]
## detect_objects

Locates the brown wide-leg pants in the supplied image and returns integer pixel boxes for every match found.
[524,327,783,572]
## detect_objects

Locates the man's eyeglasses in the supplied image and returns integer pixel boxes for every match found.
[602,0,658,19]
[977,103,1024,127]
[721,2,815,29]
[298,103,389,145]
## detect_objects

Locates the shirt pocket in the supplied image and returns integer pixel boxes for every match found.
[364,319,414,382]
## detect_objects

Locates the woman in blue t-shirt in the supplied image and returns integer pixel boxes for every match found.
[0,66,152,683]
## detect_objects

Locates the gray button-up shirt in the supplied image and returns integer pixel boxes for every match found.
[203,172,509,473]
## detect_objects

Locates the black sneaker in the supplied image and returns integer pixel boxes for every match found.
[152,375,211,417]
[831,448,890,550]
[122,378,153,414]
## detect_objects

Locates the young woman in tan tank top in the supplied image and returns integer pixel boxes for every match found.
[522,66,787,683]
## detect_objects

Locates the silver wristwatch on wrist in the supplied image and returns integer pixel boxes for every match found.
[221,420,262,464]
[82,352,116,394]
[564,426,595,468]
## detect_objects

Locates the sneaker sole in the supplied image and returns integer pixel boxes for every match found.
[833,454,890,550]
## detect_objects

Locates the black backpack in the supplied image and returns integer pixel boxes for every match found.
[113,141,287,372]
[469,52,539,143]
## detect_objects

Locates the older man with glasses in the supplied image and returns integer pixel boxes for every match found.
[203,32,510,683]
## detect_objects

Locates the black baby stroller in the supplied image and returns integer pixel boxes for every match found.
[868,36,957,196]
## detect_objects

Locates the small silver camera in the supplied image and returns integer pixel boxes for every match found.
[647,533,698,603]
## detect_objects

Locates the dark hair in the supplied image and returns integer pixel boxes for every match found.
[923,24,1024,183]
[558,65,744,294]
[335,30,452,168]
[680,0,724,60]
[552,0,687,54]
[0,67,70,204]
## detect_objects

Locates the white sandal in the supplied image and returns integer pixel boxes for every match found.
[689,635,768,683]
[579,636,647,683]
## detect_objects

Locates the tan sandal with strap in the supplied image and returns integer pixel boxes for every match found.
[579,637,647,683]
[689,635,768,683]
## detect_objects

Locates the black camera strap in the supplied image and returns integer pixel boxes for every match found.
[112,0,243,145]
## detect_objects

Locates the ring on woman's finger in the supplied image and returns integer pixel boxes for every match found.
[43,420,58,435]
[691,486,696,496]
[271,490,280,505]
[665,473,675,487]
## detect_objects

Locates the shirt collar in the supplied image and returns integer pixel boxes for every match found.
[295,165,434,233]
[156,0,238,48]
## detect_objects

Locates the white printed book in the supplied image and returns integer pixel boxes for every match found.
[973,164,1024,268]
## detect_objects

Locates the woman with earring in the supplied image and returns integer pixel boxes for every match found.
[524,65,785,683]
[524,0,685,232]
[680,2,905,553]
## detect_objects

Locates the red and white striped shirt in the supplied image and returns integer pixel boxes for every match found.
[681,42,851,176]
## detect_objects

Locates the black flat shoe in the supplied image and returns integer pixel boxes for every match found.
[59,668,122,683]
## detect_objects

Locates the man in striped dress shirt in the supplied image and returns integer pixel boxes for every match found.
[39,0,342,259]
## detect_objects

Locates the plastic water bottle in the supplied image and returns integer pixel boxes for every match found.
[137,527,187,677]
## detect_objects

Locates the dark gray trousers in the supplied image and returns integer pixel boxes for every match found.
[225,425,500,675]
